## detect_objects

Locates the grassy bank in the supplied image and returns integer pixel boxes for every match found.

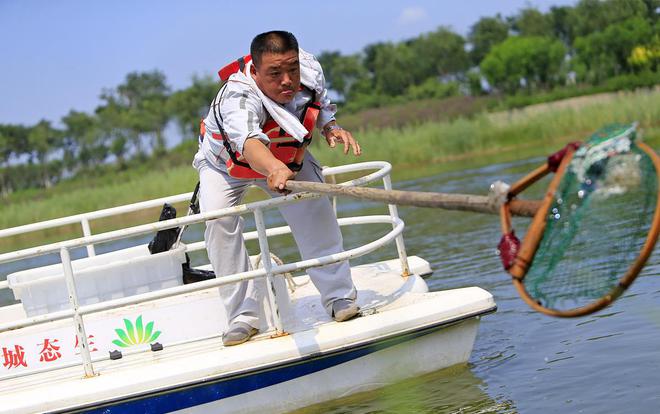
[2,88,659,246]
[320,88,660,171]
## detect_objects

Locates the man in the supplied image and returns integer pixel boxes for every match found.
[193,31,362,346]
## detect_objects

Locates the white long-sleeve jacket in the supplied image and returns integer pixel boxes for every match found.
[197,49,336,171]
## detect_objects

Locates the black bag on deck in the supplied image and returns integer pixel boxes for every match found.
[182,256,216,284]
[147,203,180,254]
[148,202,216,284]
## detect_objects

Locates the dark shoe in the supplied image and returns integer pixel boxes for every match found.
[332,299,359,322]
[222,321,258,346]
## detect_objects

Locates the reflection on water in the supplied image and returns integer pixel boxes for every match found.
[3,157,660,412]
[291,365,515,414]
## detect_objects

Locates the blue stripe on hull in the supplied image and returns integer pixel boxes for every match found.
[82,337,391,414]
[65,309,493,414]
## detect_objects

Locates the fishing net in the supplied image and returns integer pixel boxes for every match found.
[501,123,660,316]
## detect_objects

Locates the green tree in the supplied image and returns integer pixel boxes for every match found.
[317,52,369,100]
[3,124,31,194]
[481,36,567,93]
[139,96,170,155]
[548,6,577,46]
[409,27,470,81]
[27,120,61,188]
[0,124,28,196]
[117,70,170,108]
[62,110,105,170]
[168,75,218,140]
[112,70,171,156]
[628,34,660,71]
[466,70,486,95]
[372,43,417,96]
[405,78,460,100]
[572,0,650,37]
[468,15,510,65]
[574,16,654,82]
[362,42,388,75]
[0,131,9,196]
[644,0,660,23]
[511,8,554,37]
[96,97,127,166]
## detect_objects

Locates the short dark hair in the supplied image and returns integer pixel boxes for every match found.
[250,31,299,68]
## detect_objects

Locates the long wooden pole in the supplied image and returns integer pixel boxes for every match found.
[285,181,540,217]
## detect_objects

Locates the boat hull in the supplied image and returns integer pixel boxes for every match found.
[76,314,488,414]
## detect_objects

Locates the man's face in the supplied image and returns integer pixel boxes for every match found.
[251,50,300,104]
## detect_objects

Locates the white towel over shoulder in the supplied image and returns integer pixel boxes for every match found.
[230,48,325,142]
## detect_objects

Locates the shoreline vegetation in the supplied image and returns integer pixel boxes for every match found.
[2,87,659,252]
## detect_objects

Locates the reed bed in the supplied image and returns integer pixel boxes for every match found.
[321,88,660,168]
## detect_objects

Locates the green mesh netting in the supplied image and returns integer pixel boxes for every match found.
[525,123,657,310]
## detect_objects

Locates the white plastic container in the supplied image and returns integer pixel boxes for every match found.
[7,244,186,317]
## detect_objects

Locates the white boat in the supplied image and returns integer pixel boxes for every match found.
[0,162,496,413]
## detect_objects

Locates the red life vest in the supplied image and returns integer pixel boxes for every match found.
[209,54,321,179]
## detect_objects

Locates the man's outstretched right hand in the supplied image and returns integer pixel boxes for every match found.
[243,138,295,194]
[267,167,295,194]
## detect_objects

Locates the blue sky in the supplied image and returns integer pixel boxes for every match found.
[0,0,577,126]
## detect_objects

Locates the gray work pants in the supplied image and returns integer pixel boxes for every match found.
[194,151,356,329]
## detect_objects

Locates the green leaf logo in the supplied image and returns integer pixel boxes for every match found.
[112,316,162,348]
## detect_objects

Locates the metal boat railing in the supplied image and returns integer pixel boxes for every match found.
[0,161,409,379]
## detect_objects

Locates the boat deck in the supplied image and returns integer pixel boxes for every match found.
[0,256,495,414]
